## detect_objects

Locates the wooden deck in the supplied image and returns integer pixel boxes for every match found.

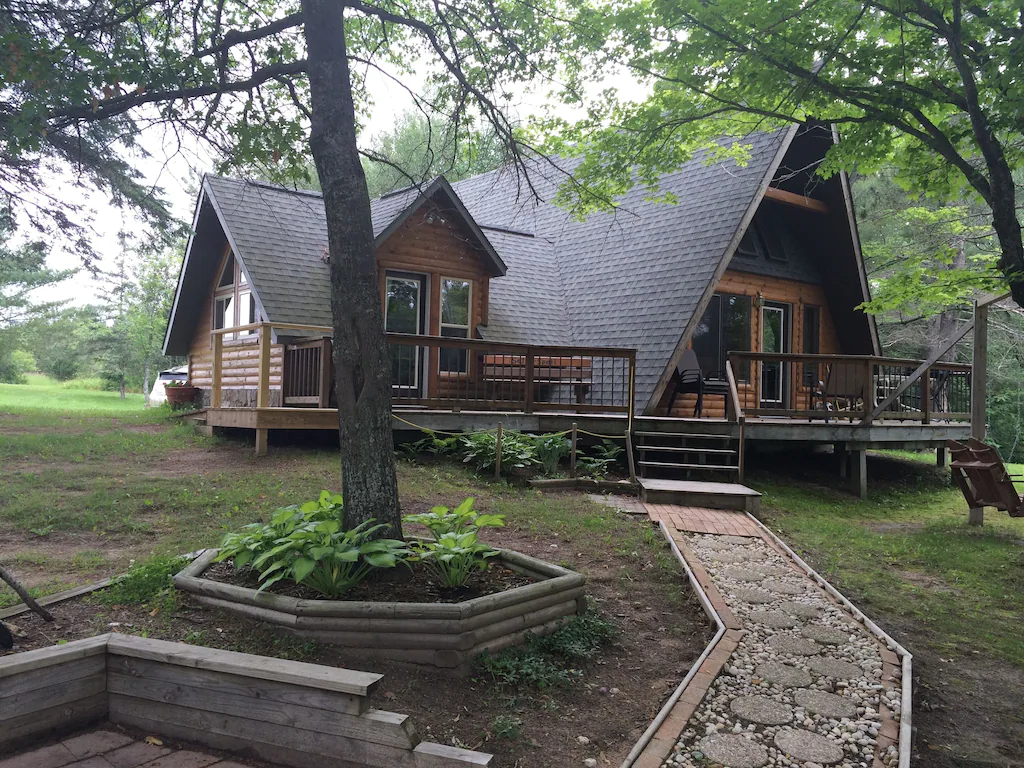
[202,406,970,448]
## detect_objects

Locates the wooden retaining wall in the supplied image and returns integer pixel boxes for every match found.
[0,635,109,753]
[0,634,492,767]
[174,548,587,671]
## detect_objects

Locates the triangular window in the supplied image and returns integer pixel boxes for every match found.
[218,252,235,288]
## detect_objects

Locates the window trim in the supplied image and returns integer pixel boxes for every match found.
[439,276,473,374]
[212,249,260,342]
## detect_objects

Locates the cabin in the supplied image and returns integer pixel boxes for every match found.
[163,124,972,496]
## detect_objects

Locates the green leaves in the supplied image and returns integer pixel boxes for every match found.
[410,530,500,589]
[403,497,505,539]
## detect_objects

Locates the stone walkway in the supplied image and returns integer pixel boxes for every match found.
[0,727,266,768]
[630,503,905,768]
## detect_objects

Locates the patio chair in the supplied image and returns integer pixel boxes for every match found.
[948,438,1024,517]
[666,348,705,417]
[810,361,870,422]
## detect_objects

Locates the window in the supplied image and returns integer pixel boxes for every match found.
[736,225,766,260]
[692,293,751,381]
[802,305,821,386]
[212,250,259,341]
[439,278,471,373]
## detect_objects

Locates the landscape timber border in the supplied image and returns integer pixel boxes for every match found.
[620,512,912,768]
[0,632,492,767]
[173,548,587,673]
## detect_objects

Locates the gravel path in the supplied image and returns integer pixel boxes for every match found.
[661,533,901,768]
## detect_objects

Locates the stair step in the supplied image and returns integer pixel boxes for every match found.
[637,445,737,455]
[639,460,738,472]
[633,431,732,440]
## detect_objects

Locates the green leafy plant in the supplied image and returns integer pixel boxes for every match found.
[534,433,570,476]
[216,491,343,570]
[475,646,582,689]
[397,432,459,459]
[490,715,523,740]
[251,518,409,597]
[215,491,409,597]
[460,430,538,476]
[411,530,500,589]
[403,497,504,539]
[97,554,190,610]
[534,609,617,660]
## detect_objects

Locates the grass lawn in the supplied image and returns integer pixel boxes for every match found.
[0,373,147,414]
[749,450,1024,766]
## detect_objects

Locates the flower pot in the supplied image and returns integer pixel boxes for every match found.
[165,386,200,407]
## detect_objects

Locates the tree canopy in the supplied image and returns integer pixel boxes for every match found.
[554,0,1024,304]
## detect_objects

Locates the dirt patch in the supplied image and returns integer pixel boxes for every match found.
[2,527,710,768]
[865,521,928,535]
[204,560,534,603]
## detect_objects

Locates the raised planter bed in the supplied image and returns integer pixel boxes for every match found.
[0,633,491,767]
[174,548,587,671]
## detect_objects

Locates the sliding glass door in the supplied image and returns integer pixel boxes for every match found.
[385,272,426,396]
[759,302,790,408]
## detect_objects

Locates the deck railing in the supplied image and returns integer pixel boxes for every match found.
[209,323,636,418]
[726,352,972,424]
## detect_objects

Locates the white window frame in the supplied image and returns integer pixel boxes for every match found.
[439,277,472,374]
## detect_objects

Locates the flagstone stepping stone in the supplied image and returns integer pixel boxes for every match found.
[698,734,769,768]
[774,728,845,765]
[807,657,865,680]
[762,579,806,595]
[720,567,766,582]
[730,695,794,725]
[748,610,799,629]
[733,587,775,604]
[710,551,750,563]
[747,564,792,577]
[767,635,820,656]
[794,689,859,719]
[801,625,851,645]
[755,661,812,688]
[780,600,822,618]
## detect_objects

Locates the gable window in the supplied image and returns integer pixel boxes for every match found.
[439,277,472,373]
[692,293,751,381]
[213,250,258,340]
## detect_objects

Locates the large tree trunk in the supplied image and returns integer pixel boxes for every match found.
[300,0,402,537]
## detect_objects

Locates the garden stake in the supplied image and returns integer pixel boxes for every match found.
[494,422,503,479]
[570,422,578,477]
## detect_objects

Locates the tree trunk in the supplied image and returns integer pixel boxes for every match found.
[0,562,54,621]
[120,373,126,400]
[143,355,152,407]
[300,0,402,537]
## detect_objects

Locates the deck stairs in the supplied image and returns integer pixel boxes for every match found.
[631,417,760,512]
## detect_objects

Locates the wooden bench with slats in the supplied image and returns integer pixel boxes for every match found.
[948,437,1024,517]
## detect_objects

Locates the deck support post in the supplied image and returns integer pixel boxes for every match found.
[969,300,989,526]
[936,445,946,468]
[211,333,223,409]
[624,430,636,484]
[255,428,268,457]
[852,449,867,499]
[837,442,847,480]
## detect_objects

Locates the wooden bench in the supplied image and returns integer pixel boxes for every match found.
[948,438,1024,517]
[482,354,593,404]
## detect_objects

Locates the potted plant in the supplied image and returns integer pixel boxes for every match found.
[164,379,201,407]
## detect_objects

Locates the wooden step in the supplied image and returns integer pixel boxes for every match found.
[633,431,732,440]
[638,478,760,511]
[639,460,738,472]
[636,445,737,455]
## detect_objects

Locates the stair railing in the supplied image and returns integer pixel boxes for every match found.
[725,359,746,482]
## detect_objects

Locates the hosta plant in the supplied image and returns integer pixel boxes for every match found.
[250,518,410,597]
[460,430,538,476]
[411,530,500,589]
[403,497,504,539]
[534,433,570,476]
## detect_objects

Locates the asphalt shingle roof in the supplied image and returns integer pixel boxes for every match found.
[191,130,788,411]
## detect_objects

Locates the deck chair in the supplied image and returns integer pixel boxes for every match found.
[948,438,1024,517]
[666,349,705,417]
[811,361,871,422]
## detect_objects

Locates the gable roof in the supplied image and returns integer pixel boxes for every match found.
[166,126,871,413]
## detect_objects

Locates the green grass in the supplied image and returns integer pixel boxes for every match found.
[752,454,1024,667]
[0,373,146,414]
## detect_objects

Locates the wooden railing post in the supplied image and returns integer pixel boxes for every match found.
[524,348,535,414]
[570,423,578,478]
[257,323,271,408]
[211,333,223,409]
[318,338,333,409]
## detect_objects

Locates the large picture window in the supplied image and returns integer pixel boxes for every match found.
[692,293,751,380]
[439,278,472,373]
[212,250,259,341]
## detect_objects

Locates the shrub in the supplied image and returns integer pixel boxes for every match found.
[397,432,459,460]
[97,554,190,610]
[534,433,570,476]
[460,430,538,475]
[403,497,504,539]
[534,609,617,660]
[577,440,624,479]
